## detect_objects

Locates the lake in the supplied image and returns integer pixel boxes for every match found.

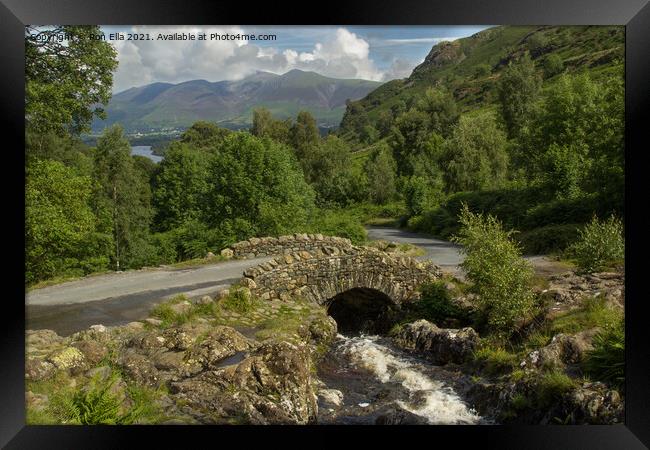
[131,145,163,163]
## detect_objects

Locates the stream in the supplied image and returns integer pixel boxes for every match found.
[316,333,489,425]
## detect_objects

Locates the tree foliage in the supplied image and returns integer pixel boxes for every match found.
[442,112,509,193]
[92,126,154,270]
[365,143,398,205]
[452,205,535,337]
[26,160,98,283]
[152,142,210,231]
[498,53,541,140]
[202,132,316,240]
[25,26,118,136]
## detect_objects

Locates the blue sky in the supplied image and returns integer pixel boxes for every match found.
[100,25,490,93]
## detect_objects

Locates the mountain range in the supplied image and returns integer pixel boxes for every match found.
[92,69,383,133]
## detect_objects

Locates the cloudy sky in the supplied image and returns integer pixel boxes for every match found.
[101,25,490,93]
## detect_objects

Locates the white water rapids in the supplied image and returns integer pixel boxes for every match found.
[331,333,485,425]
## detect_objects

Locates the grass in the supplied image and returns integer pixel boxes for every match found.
[549,296,622,335]
[473,346,519,376]
[27,270,112,291]
[150,295,195,328]
[27,255,227,291]
[535,370,578,408]
[219,288,259,314]
[164,254,226,269]
[582,318,624,387]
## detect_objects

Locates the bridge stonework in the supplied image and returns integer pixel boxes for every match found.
[222,234,354,259]
[237,245,442,306]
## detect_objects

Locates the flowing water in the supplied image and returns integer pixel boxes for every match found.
[317,333,488,425]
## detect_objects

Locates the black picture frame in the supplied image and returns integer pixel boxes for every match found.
[2,0,649,447]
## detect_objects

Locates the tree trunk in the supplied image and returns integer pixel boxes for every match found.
[113,184,120,271]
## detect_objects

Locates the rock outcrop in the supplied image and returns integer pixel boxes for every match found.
[393,320,479,365]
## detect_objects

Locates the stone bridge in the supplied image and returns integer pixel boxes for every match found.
[229,238,442,306]
[221,233,354,260]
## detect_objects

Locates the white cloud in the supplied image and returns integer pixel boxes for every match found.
[381,58,419,81]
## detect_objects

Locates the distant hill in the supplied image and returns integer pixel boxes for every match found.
[92,69,383,133]
[338,25,624,143]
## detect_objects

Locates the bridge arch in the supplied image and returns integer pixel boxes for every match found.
[238,245,442,308]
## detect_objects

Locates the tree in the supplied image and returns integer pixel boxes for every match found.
[203,132,316,240]
[452,205,535,337]
[442,112,509,193]
[26,160,97,283]
[542,54,564,78]
[417,87,460,137]
[289,111,320,162]
[339,101,370,139]
[498,53,541,140]
[180,121,230,149]
[376,111,394,138]
[523,74,624,200]
[390,108,434,177]
[152,142,210,231]
[251,108,292,144]
[300,135,362,206]
[92,126,153,270]
[365,143,397,204]
[25,26,118,137]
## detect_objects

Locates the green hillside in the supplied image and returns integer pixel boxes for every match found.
[339,25,624,145]
[92,69,382,133]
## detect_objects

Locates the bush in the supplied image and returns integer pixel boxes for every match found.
[452,205,535,337]
[417,281,470,325]
[542,54,564,78]
[306,208,367,244]
[583,319,624,387]
[566,215,624,273]
[516,223,581,255]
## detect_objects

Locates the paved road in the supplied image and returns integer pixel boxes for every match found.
[26,257,270,335]
[366,226,567,279]
[27,227,565,336]
[366,226,464,268]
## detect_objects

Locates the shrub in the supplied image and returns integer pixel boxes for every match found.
[543,54,564,78]
[566,215,624,273]
[511,392,532,410]
[583,319,624,387]
[452,205,535,337]
[515,223,581,255]
[306,208,367,244]
[417,281,470,325]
